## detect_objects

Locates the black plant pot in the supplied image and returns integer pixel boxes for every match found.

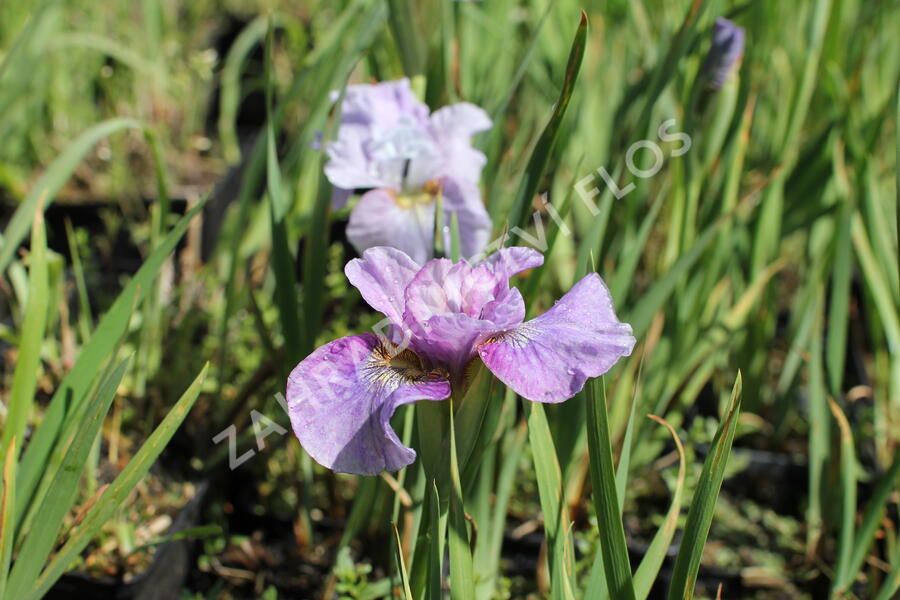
[45,480,209,600]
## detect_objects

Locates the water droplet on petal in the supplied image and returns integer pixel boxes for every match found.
[566,368,575,375]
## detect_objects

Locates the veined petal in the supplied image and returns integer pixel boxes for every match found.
[345,246,421,327]
[287,334,450,476]
[478,273,635,403]
[347,189,436,265]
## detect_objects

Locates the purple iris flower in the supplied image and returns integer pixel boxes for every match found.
[702,18,745,90]
[286,246,636,476]
[324,78,493,265]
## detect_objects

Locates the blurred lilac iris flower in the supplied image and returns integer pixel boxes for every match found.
[324,78,493,264]
[286,246,635,476]
[702,18,745,89]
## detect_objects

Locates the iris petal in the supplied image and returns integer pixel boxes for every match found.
[480,287,526,330]
[402,259,511,372]
[439,177,492,262]
[345,245,421,328]
[478,273,635,403]
[324,79,430,190]
[429,103,492,184]
[287,334,450,476]
[346,189,436,265]
[480,247,544,279]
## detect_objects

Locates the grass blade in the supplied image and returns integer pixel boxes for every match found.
[6,358,129,599]
[667,372,742,600]
[843,456,900,593]
[392,523,414,600]
[633,416,687,600]
[826,201,853,397]
[806,297,830,554]
[15,197,207,527]
[2,206,48,460]
[527,401,576,600]
[852,213,900,349]
[448,400,475,600]
[301,77,347,357]
[29,362,208,599]
[506,11,587,235]
[387,0,425,77]
[751,0,833,273]
[218,15,285,164]
[0,118,141,274]
[626,214,725,339]
[63,218,93,340]
[449,212,461,263]
[520,157,584,313]
[586,379,636,600]
[0,438,17,597]
[615,360,644,511]
[427,481,444,600]
[265,22,303,368]
[875,556,900,600]
[480,421,527,595]
[830,398,858,594]
[896,79,900,297]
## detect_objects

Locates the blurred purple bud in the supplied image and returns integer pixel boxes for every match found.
[703,18,745,90]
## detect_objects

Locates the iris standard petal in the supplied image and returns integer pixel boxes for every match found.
[480,247,544,280]
[480,286,526,331]
[347,189,436,265]
[403,260,499,323]
[478,273,635,403]
[287,333,450,476]
[345,246,421,327]
[402,259,516,372]
[430,102,492,139]
[429,103,492,183]
[340,78,429,128]
[325,123,389,190]
[325,79,431,191]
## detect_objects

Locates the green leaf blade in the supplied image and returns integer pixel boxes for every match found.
[667,372,743,600]
[29,363,209,600]
[7,358,130,599]
[586,379,636,600]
